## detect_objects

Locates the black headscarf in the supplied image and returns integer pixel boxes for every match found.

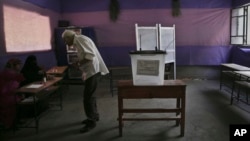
[20,55,44,86]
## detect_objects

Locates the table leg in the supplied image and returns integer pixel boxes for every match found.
[59,87,63,110]
[181,96,185,136]
[219,66,223,90]
[176,98,180,126]
[231,80,236,105]
[33,95,39,134]
[118,94,123,137]
[109,69,114,97]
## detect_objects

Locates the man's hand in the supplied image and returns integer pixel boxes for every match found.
[70,62,80,70]
[82,72,87,80]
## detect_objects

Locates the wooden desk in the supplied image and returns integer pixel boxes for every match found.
[234,71,250,78]
[221,63,250,71]
[18,77,63,93]
[231,71,250,104]
[46,66,68,76]
[220,63,250,92]
[117,80,186,137]
[16,77,63,133]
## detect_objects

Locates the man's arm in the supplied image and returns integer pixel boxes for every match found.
[70,58,91,69]
[78,58,91,66]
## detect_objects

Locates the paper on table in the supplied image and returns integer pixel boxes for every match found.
[26,84,43,88]
[21,96,38,103]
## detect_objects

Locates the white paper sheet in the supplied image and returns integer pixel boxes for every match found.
[26,84,43,88]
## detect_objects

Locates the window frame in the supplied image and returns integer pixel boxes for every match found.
[230,5,249,45]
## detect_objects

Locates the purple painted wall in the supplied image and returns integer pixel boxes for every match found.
[2,0,248,68]
[23,0,61,12]
[21,0,250,12]
[60,0,231,13]
[21,0,233,12]
[60,0,232,65]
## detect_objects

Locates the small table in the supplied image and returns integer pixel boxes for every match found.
[16,77,63,133]
[220,63,250,92]
[221,64,250,71]
[234,71,250,78]
[231,71,250,104]
[46,66,68,77]
[17,77,63,93]
[117,80,186,137]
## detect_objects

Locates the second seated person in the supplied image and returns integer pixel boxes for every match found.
[20,55,45,86]
[62,29,109,133]
[19,55,48,116]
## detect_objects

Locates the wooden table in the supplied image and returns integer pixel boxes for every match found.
[231,71,250,104]
[234,71,250,78]
[117,80,186,137]
[220,63,250,92]
[16,77,63,133]
[46,66,68,76]
[221,64,250,71]
[18,77,62,93]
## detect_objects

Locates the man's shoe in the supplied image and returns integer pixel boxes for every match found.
[80,122,96,133]
[81,119,90,124]
[81,118,99,124]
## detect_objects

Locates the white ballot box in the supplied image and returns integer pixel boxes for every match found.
[129,50,166,85]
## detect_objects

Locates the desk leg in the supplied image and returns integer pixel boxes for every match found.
[230,76,237,105]
[176,98,180,126]
[118,94,123,137]
[33,96,39,134]
[59,87,63,110]
[181,96,185,137]
[219,66,223,90]
[109,69,114,97]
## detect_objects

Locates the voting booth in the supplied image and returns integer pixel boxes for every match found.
[130,24,176,85]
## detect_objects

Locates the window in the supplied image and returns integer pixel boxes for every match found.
[231,5,250,45]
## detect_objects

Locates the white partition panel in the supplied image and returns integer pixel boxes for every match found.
[135,23,176,79]
[159,24,176,79]
[135,24,158,51]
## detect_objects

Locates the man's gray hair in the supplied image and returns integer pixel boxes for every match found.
[62,30,76,39]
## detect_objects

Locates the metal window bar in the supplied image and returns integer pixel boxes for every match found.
[230,5,249,45]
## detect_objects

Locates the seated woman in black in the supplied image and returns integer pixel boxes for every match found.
[20,55,45,86]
